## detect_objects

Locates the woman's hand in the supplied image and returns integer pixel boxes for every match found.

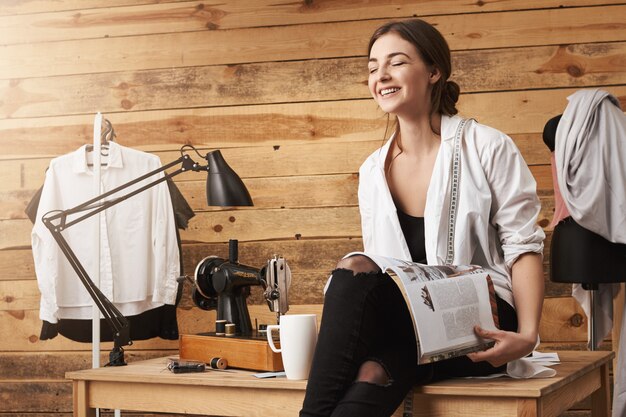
[468,253,544,368]
[466,326,537,368]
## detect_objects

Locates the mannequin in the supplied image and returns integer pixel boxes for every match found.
[543,114,626,349]
[543,114,626,285]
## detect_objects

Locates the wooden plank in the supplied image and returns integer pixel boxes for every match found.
[0,134,550,198]
[0,1,189,16]
[0,280,40,311]
[0,304,326,352]
[1,193,557,248]
[0,381,71,412]
[590,362,611,417]
[0,231,582,306]
[0,171,554,250]
[0,166,552,222]
[2,5,626,79]
[0,100,387,159]
[2,86,624,160]
[411,396,518,417]
[0,2,238,45]
[179,239,363,282]
[3,1,624,38]
[461,88,626,141]
[539,297,589,343]
[0,230,572,305]
[538,341,613,351]
[1,206,363,248]
[541,366,601,417]
[1,229,578,302]
[2,270,326,312]
[0,350,176,380]
[0,249,36,280]
[453,42,626,93]
[0,188,35,221]
[0,262,575,314]
[0,308,192,352]
[179,333,283,371]
[0,414,206,417]
[0,238,362,282]
[0,57,370,119]
[3,41,626,119]
[1,0,622,19]
[0,171,362,220]
[0,160,552,224]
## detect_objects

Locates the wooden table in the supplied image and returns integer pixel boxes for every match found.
[66,351,613,417]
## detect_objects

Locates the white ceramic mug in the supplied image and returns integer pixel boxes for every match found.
[266,314,318,380]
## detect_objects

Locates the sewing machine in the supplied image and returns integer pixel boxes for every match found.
[180,239,291,370]
[192,239,291,334]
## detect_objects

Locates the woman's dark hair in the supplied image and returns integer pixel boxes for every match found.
[368,19,459,117]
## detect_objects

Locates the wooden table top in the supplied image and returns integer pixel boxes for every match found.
[66,355,308,390]
[66,350,613,398]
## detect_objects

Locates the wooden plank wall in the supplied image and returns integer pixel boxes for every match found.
[1,1,625,415]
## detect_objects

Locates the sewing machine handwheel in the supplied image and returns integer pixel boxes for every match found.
[194,256,224,298]
[192,287,218,311]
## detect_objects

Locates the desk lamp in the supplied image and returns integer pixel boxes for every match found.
[42,144,252,366]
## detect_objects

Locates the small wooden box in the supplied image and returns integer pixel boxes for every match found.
[179,332,284,371]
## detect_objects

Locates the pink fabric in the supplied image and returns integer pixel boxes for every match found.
[550,153,571,227]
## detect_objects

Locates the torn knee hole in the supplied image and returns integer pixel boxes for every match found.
[356,360,393,387]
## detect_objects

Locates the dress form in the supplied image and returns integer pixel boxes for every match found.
[543,115,626,349]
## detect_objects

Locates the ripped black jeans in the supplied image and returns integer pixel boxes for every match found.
[299,269,518,417]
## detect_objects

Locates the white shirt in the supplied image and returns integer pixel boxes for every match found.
[32,142,180,323]
[358,115,545,307]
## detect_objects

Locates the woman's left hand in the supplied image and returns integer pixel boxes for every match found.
[466,326,536,368]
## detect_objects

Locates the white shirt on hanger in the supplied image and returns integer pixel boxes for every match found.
[358,115,545,308]
[32,142,180,323]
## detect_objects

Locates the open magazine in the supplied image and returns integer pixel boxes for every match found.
[347,252,500,364]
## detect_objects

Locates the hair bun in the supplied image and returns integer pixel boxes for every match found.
[444,80,460,104]
[438,80,460,115]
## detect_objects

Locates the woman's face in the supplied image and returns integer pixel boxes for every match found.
[368,32,440,118]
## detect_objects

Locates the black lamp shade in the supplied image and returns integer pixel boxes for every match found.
[205,150,253,206]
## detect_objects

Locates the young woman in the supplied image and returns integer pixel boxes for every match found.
[299,19,545,417]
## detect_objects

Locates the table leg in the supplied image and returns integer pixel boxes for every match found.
[591,363,611,417]
[516,398,539,417]
[73,380,96,417]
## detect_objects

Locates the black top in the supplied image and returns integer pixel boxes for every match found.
[396,209,427,264]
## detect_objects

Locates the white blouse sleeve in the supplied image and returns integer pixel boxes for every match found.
[150,167,180,305]
[358,162,374,253]
[31,165,60,323]
[483,132,545,269]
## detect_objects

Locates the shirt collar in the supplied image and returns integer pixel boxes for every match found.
[73,141,124,174]
[440,114,463,142]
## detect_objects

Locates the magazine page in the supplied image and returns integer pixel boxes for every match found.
[344,252,499,364]
[398,271,498,363]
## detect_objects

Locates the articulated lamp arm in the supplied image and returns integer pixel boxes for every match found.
[40,146,252,366]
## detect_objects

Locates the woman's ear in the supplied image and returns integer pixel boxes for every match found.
[429,67,442,84]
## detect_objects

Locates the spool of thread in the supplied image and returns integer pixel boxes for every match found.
[215,319,227,336]
[209,357,228,370]
[225,323,236,337]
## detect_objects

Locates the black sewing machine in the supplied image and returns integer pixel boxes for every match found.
[191,239,291,335]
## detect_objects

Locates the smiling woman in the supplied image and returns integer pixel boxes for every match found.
[300,19,545,417]
[367,19,459,124]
